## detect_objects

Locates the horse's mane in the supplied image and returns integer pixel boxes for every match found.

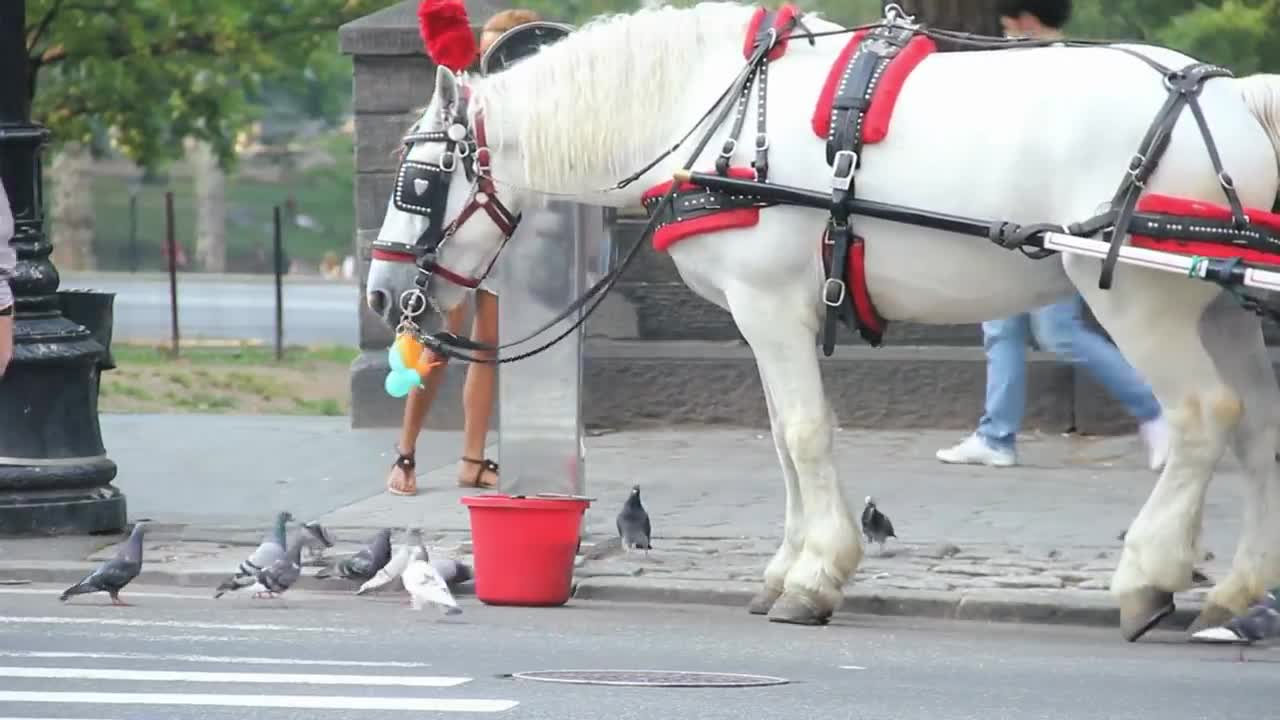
[471,2,759,193]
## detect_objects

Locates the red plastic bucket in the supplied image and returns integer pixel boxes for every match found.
[461,494,591,606]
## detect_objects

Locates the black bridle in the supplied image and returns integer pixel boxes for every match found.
[370,82,521,324]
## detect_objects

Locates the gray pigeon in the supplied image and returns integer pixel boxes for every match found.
[300,520,336,564]
[616,485,652,555]
[1192,587,1280,656]
[432,557,474,587]
[60,522,147,605]
[318,528,393,583]
[214,510,293,599]
[861,496,896,554]
[245,531,306,600]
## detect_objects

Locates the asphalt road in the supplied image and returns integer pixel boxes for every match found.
[0,583,1272,720]
[60,272,360,346]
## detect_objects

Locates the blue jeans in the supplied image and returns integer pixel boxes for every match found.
[976,294,1162,452]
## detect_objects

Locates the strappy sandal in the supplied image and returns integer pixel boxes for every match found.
[459,457,499,489]
[387,448,418,496]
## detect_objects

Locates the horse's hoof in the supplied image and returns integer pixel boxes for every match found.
[1118,586,1176,642]
[748,588,781,615]
[1186,602,1236,636]
[766,592,831,626]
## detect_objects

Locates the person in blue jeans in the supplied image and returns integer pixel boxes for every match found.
[937,0,1170,471]
[936,295,1170,470]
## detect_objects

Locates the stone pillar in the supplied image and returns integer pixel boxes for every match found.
[339,0,506,430]
[0,0,125,535]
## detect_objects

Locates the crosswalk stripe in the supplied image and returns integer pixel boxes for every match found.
[0,691,519,713]
[0,616,336,632]
[0,650,434,668]
[0,666,469,687]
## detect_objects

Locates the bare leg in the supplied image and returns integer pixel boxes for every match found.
[458,290,499,489]
[387,304,468,495]
[0,311,12,378]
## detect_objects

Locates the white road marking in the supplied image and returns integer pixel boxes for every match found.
[0,691,518,713]
[838,665,866,670]
[0,616,335,632]
[0,587,237,601]
[0,717,114,720]
[0,666,469,688]
[0,650,433,669]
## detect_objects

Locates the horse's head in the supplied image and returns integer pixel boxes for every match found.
[366,65,523,332]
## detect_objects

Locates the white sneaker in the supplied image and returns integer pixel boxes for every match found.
[935,433,1017,467]
[1139,415,1170,472]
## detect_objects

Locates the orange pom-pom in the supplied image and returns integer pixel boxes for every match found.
[418,0,478,72]
[414,353,446,377]
[394,333,426,370]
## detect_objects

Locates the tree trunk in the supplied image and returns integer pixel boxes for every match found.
[188,138,227,273]
[49,142,97,271]
[887,0,1003,50]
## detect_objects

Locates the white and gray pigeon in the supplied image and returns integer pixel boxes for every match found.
[401,545,462,616]
[214,510,294,599]
[1192,588,1280,652]
[299,520,336,564]
[616,485,652,555]
[244,531,307,600]
[60,521,147,606]
[861,496,896,554]
[317,528,393,583]
[355,527,422,595]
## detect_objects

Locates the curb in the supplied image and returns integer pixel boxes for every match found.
[2,562,1209,635]
[569,576,1207,633]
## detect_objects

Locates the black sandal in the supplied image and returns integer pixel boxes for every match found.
[387,448,417,496]
[459,457,499,489]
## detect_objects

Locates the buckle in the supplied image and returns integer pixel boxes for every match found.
[822,278,847,307]
[831,150,857,190]
[719,138,738,158]
[754,133,769,151]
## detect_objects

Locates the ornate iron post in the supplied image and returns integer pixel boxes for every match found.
[0,0,126,535]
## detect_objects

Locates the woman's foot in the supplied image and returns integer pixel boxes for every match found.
[458,457,499,489]
[387,448,418,496]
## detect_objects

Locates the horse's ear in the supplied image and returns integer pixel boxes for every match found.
[434,65,459,109]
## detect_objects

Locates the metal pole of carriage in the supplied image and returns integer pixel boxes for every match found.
[0,0,127,534]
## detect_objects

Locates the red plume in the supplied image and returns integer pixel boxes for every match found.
[418,0,478,72]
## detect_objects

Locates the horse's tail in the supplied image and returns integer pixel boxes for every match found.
[1236,73,1280,207]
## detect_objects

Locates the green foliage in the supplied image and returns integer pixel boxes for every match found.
[24,0,399,170]
[1064,0,1280,74]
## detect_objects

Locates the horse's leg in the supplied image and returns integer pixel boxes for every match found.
[1186,292,1280,633]
[746,363,805,615]
[1066,255,1235,641]
[725,283,862,625]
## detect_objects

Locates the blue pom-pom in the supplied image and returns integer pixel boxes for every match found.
[388,344,407,372]
[384,368,421,398]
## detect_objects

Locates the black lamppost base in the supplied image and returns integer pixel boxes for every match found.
[0,484,126,536]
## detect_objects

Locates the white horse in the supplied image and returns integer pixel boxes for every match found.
[366,2,1280,638]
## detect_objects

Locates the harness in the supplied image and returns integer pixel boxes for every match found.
[382,2,1280,367]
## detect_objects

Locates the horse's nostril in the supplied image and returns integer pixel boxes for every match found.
[367,290,389,316]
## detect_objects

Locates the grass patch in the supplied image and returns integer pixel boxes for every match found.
[112,342,359,368]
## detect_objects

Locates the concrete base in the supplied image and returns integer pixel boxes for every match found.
[0,485,127,537]
[582,340,1075,432]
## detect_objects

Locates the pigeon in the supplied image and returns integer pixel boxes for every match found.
[616,485,652,555]
[214,510,294,599]
[245,531,306,600]
[300,520,336,563]
[60,522,147,605]
[1191,587,1280,657]
[355,528,421,595]
[432,557,474,587]
[317,528,393,583]
[401,545,462,616]
[861,496,896,554]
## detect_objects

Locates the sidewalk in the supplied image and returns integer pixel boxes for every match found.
[0,414,1243,630]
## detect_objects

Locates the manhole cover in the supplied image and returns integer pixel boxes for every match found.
[510,670,789,687]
